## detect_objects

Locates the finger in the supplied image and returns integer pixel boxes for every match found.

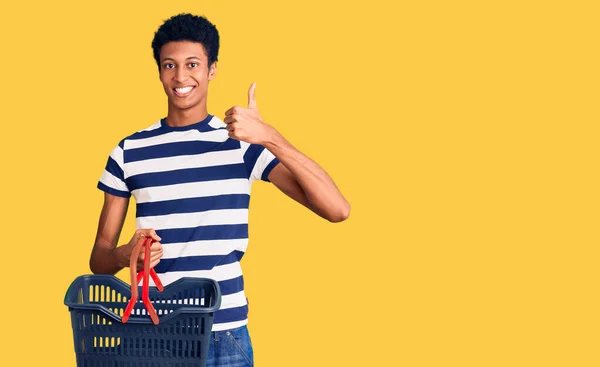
[150,252,162,263]
[139,250,162,268]
[226,123,236,132]
[150,241,162,250]
[223,115,235,124]
[134,232,147,248]
[248,82,257,110]
[225,106,240,116]
[148,229,161,242]
[150,258,161,269]
[138,229,161,242]
[151,246,163,257]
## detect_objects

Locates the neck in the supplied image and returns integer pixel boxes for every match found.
[165,101,208,127]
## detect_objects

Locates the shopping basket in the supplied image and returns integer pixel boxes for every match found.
[64,239,221,366]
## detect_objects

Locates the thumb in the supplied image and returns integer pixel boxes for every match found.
[248,82,257,110]
[135,233,148,247]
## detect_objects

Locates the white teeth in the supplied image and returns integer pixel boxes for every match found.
[175,86,193,94]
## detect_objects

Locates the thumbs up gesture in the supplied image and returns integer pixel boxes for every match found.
[224,82,274,145]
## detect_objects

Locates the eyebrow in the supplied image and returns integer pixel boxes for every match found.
[162,56,202,62]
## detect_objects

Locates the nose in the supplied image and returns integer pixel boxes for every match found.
[174,66,188,83]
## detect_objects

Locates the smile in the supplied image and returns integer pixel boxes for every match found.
[173,86,195,96]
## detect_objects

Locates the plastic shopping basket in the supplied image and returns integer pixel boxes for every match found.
[64,274,221,367]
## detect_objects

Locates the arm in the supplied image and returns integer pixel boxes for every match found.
[89,192,162,274]
[90,192,129,274]
[224,83,350,222]
[265,133,350,222]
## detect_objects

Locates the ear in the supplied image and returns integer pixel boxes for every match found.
[208,61,217,81]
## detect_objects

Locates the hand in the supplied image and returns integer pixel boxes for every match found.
[224,82,275,145]
[122,229,163,269]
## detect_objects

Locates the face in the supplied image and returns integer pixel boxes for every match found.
[159,41,217,111]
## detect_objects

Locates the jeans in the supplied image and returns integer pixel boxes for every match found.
[206,325,254,367]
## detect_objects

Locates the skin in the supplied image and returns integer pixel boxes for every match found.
[89,40,350,274]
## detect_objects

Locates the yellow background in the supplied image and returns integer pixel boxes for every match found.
[0,0,598,366]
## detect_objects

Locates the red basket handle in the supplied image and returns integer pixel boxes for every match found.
[122,236,164,324]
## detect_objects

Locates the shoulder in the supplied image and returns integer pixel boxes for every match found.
[119,119,164,149]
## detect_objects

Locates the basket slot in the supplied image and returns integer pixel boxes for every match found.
[88,284,127,306]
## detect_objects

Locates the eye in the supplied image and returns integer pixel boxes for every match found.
[164,63,175,69]
[189,62,198,68]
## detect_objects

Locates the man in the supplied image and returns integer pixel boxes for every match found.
[89,13,349,366]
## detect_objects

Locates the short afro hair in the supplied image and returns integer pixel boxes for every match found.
[151,13,220,71]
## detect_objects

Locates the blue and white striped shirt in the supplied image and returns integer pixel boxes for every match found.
[97,114,280,331]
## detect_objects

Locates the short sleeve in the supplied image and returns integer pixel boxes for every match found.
[242,142,280,183]
[97,141,131,198]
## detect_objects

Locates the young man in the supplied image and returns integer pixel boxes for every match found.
[89,13,349,366]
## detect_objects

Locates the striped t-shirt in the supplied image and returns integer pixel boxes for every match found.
[97,114,280,331]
